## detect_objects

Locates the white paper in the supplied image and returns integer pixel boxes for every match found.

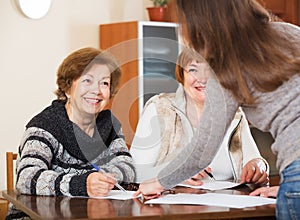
[145,193,276,208]
[73,190,139,200]
[178,180,244,191]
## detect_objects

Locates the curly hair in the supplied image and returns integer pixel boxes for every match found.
[55,47,121,101]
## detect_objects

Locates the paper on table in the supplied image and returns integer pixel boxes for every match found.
[73,190,139,200]
[145,193,276,208]
[178,180,244,191]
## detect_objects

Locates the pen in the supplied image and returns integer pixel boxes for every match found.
[204,169,216,180]
[91,164,127,193]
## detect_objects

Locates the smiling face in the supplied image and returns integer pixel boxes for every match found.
[183,60,210,104]
[66,64,111,121]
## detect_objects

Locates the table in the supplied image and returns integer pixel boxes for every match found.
[2,186,276,220]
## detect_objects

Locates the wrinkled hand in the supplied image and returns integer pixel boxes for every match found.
[134,178,164,200]
[182,167,213,186]
[241,158,269,185]
[249,186,279,198]
[87,172,116,197]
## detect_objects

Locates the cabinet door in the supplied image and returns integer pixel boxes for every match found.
[100,21,139,147]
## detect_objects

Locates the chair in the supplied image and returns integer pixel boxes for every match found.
[0,152,17,219]
[6,152,18,190]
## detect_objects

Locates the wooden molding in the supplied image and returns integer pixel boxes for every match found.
[258,0,299,25]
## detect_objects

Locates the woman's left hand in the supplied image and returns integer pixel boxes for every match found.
[249,186,279,198]
[134,178,164,200]
[240,158,269,185]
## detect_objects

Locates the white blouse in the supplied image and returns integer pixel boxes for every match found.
[130,103,264,183]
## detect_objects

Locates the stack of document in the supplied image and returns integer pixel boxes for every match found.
[73,190,138,200]
[178,180,245,191]
[145,193,276,208]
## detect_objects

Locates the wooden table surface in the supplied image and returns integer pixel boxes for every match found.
[3,185,276,220]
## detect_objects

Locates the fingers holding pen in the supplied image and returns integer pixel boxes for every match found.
[241,159,269,185]
[87,172,116,197]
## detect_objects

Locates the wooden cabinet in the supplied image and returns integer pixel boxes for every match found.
[258,0,299,25]
[99,21,180,146]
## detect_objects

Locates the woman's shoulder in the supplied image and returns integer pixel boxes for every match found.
[272,21,300,32]
[26,100,64,128]
[145,93,176,107]
[271,22,300,41]
[142,93,177,115]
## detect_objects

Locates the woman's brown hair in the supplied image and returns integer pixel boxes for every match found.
[55,47,121,101]
[175,0,300,104]
[175,47,206,84]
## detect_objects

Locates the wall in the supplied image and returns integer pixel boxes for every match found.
[0,0,153,191]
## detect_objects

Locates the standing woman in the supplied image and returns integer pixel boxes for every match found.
[135,1,300,219]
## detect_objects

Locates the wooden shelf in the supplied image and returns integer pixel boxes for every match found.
[258,0,299,25]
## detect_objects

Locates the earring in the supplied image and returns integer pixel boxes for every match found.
[66,95,70,103]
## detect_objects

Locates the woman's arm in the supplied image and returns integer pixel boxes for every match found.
[240,110,269,172]
[16,127,93,196]
[99,136,136,183]
[130,103,165,182]
[130,103,162,165]
[157,76,239,189]
[239,110,269,185]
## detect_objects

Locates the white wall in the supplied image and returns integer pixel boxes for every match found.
[0,0,152,191]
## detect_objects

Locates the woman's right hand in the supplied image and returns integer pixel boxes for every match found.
[134,178,164,200]
[86,172,116,197]
[182,167,213,186]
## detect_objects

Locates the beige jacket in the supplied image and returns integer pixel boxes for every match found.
[139,84,268,181]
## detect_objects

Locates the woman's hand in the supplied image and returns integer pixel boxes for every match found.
[249,186,279,198]
[240,158,269,185]
[182,167,213,186]
[86,172,116,197]
[134,178,164,200]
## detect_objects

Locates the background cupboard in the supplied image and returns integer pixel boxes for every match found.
[100,21,180,146]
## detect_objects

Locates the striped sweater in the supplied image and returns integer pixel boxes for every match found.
[15,100,135,196]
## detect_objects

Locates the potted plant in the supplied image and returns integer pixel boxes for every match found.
[150,0,170,7]
[147,0,171,22]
